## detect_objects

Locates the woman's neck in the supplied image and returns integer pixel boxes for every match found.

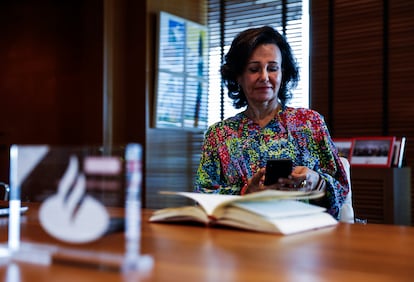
[244,103,281,127]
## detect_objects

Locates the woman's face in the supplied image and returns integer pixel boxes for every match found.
[237,43,282,106]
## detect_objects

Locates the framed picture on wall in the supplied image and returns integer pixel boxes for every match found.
[349,136,396,167]
[153,11,209,130]
[333,138,354,159]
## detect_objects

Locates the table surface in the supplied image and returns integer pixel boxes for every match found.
[0,204,414,282]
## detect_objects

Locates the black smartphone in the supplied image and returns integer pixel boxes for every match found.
[264,159,293,186]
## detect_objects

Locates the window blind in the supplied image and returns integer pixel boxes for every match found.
[207,0,308,125]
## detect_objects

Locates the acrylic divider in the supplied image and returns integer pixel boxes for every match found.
[2,143,153,274]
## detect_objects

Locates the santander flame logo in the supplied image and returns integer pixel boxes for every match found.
[39,156,110,243]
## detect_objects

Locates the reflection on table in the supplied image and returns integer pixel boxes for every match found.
[0,204,413,282]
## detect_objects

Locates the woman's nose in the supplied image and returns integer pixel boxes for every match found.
[259,70,269,82]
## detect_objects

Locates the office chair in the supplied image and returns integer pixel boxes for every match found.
[339,157,355,223]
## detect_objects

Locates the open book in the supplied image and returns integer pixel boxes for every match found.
[149,190,338,235]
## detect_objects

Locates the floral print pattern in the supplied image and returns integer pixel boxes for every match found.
[194,106,349,219]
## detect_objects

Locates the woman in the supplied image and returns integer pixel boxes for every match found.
[194,26,349,219]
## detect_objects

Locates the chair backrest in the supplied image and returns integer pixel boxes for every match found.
[339,157,355,223]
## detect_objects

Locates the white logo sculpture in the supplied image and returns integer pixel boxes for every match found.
[39,156,110,243]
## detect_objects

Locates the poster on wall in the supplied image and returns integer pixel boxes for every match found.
[154,11,208,129]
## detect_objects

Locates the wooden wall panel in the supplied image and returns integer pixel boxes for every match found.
[352,167,411,225]
[309,0,331,123]
[332,0,384,137]
[0,1,103,182]
[311,0,414,224]
[388,1,414,224]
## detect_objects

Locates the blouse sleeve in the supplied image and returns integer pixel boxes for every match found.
[193,125,243,195]
[306,111,350,218]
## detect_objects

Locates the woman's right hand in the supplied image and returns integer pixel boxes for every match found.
[244,168,266,194]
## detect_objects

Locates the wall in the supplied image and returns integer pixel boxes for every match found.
[0,0,147,203]
[0,1,103,182]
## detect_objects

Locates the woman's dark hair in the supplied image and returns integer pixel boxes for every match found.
[221,26,299,108]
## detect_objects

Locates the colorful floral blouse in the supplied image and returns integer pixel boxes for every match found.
[194,106,349,219]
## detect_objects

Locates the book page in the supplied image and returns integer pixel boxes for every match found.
[230,200,326,218]
[215,200,336,235]
[213,200,327,232]
[236,189,325,202]
[149,205,210,223]
[218,212,337,235]
[159,191,240,216]
[159,190,324,216]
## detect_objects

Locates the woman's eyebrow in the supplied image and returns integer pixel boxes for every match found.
[246,61,279,65]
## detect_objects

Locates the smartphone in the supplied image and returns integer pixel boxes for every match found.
[264,159,293,186]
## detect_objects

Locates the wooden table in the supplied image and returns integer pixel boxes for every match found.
[0,206,413,282]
